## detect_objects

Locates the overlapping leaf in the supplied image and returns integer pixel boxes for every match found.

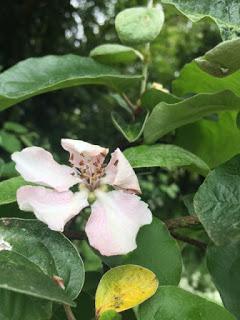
[124,144,209,173]
[139,286,235,320]
[194,155,240,246]
[161,0,240,40]
[144,90,240,143]
[0,55,142,112]
[103,218,182,286]
[207,242,240,319]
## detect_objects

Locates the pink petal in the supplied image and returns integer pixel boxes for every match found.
[61,139,108,167]
[11,147,80,192]
[85,190,152,256]
[17,186,89,232]
[103,148,141,194]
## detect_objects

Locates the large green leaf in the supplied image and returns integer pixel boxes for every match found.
[175,111,240,168]
[195,39,240,77]
[144,90,240,143]
[0,251,74,305]
[124,144,209,173]
[194,155,240,246]
[0,176,28,205]
[138,286,235,320]
[90,44,143,64]
[103,218,182,286]
[0,218,84,299]
[173,62,240,96]
[161,0,240,40]
[0,289,52,320]
[0,55,142,112]
[207,242,240,319]
[115,7,164,45]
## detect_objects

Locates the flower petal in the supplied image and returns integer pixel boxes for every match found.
[103,148,141,194]
[61,139,108,167]
[85,190,152,256]
[17,186,89,232]
[11,147,80,192]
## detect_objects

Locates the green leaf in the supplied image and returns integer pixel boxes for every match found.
[194,155,240,246]
[144,90,240,143]
[112,110,149,142]
[0,251,74,305]
[124,144,209,173]
[175,111,240,168]
[0,289,52,320]
[173,62,240,96]
[95,265,158,316]
[0,55,142,112]
[161,0,240,40]
[90,44,143,64]
[139,286,235,320]
[0,218,84,299]
[0,176,28,205]
[195,39,240,77]
[207,242,240,319]
[103,218,182,286]
[99,310,122,320]
[0,131,21,153]
[3,121,28,134]
[115,7,164,45]
[141,88,181,111]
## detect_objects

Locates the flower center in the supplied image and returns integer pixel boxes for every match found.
[72,152,106,190]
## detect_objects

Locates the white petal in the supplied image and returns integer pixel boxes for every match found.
[85,190,152,256]
[17,186,89,232]
[11,147,80,192]
[61,139,108,167]
[103,148,141,194]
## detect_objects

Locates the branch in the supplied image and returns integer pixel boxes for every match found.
[64,230,85,240]
[64,215,206,250]
[165,215,200,230]
[170,231,207,251]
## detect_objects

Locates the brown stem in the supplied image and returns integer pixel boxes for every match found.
[170,231,207,251]
[122,93,137,111]
[165,215,200,230]
[64,305,77,320]
[64,230,85,240]
[64,215,206,250]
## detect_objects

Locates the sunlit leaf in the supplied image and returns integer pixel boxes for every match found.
[162,0,240,40]
[95,265,158,317]
[144,90,240,143]
[90,44,143,64]
[0,55,142,112]
[115,7,164,45]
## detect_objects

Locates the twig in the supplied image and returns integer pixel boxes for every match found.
[53,276,77,320]
[140,0,153,95]
[121,93,137,111]
[64,230,85,240]
[64,305,77,320]
[170,231,207,251]
[165,215,200,230]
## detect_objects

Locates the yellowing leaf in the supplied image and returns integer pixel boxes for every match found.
[95,264,158,317]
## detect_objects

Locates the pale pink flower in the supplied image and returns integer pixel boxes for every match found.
[11,140,152,256]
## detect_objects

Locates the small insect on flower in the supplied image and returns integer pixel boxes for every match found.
[11,140,152,256]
